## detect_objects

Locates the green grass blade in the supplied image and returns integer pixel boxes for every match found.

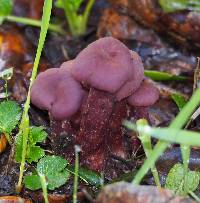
[39,174,49,203]
[73,146,80,203]
[189,191,200,203]
[144,70,187,81]
[16,0,53,192]
[125,121,200,146]
[6,15,66,35]
[171,93,187,111]
[136,119,161,187]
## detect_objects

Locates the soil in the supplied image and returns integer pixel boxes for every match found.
[0,0,200,202]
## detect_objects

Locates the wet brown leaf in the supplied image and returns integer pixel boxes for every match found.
[129,0,200,48]
[0,196,32,203]
[0,134,7,154]
[13,0,44,19]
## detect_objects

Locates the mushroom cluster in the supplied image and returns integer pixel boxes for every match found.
[31,37,159,171]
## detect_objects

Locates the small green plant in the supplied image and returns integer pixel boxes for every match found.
[24,154,103,191]
[165,163,199,196]
[159,0,200,13]
[0,100,21,144]
[55,0,95,36]
[0,67,20,144]
[0,68,13,100]
[0,0,65,34]
[15,126,47,163]
[125,85,200,185]
[124,118,200,198]
[24,155,70,190]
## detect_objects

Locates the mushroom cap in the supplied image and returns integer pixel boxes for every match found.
[31,61,85,120]
[72,37,143,96]
[128,80,159,106]
[60,60,74,71]
[115,51,144,101]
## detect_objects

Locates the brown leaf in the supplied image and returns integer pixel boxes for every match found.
[0,134,7,154]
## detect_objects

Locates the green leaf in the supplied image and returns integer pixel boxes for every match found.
[24,156,71,190]
[0,101,21,134]
[165,163,199,195]
[171,93,187,111]
[46,171,70,190]
[15,126,47,163]
[0,0,13,17]
[26,171,70,191]
[69,0,83,11]
[159,0,187,12]
[37,155,70,190]
[27,146,45,163]
[144,70,187,81]
[67,166,103,186]
[55,0,83,11]
[24,175,42,190]
[29,126,47,145]
[78,167,102,186]
[37,155,68,175]
[55,0,64,9]
[159,0,200,13]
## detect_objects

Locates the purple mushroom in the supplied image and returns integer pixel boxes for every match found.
[31,60,85,120]
[30,37,159,172]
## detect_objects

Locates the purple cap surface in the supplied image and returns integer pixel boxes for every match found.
[116,51,144,101]
[128,80,159,106]
[72,37,143,97]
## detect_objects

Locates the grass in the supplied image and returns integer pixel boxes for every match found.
[39,174,49,203]
[136,119,161,187]
[16,0,53,193]
[73,146,81,203]
[6,15,66,35]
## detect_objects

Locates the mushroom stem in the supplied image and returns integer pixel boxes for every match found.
[76,88,114,170]
[107,101,127,158]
